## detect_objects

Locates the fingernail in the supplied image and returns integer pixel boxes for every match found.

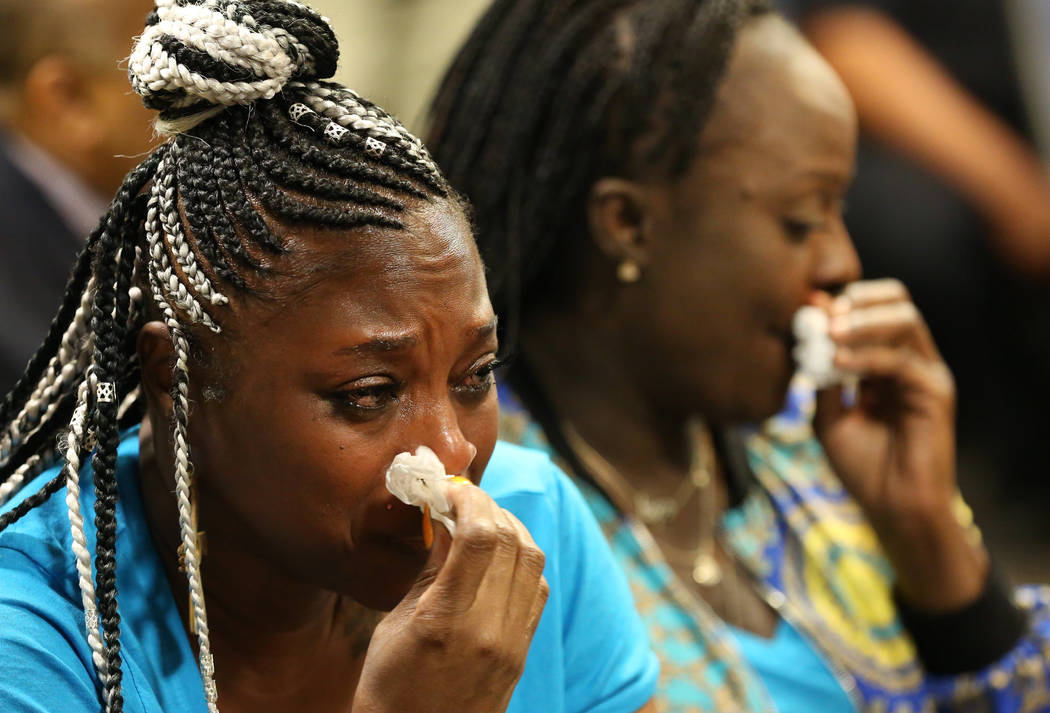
[830,315,850,335]
[832,296,851,315]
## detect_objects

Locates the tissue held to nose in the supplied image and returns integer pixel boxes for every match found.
[793,305,845,388]
[386,446,463,544]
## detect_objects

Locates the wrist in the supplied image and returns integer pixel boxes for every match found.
[873,504,989,612]
[895,564,1028,675]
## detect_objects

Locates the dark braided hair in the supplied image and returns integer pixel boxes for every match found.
[0,2,454,711]
[426,0,773,470]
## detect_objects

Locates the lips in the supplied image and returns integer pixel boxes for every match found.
[386,533,431,555]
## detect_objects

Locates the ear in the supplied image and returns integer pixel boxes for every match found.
[137,321,175,412]
[586,178,656,267]
[23,55,88,113]
[20,56,96,143]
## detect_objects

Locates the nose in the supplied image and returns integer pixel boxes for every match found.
[812,218,862,293]
[417,398,477,476]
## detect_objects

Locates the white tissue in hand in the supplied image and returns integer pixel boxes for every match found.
[385,446,457,535]
[792,306,845,388]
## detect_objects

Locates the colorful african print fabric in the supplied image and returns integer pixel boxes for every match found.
[499,385,1050,713]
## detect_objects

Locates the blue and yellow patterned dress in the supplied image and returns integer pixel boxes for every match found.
[498,385,1050,713]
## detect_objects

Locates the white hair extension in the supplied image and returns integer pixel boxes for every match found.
[61,379,113,708]
[129,0,331,136]
[116,387,141,422]
[153,150,228,310]
[156,106,230,137]
[147,4,306,79]
[145,204,220,710]
[0,279,96,467]
[0,454,42,506]
[170,325,219,713]
[296,86,406,144]
[147,156,224,333]
[292,82,440,177]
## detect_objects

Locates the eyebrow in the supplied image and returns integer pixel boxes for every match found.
[333,317,498,358]
[472,317,499,340]
[333,335,419,357]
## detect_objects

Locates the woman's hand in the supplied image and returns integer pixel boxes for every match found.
[812,279,988,611]
[353,480,549,713]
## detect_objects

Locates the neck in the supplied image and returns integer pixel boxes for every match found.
[137,424,374,712]
[521,309,698,500]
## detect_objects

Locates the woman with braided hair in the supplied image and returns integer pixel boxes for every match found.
[0,2,659,712]
[428,1,1050,712]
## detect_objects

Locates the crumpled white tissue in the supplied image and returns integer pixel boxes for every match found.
[792,306,846,388]
[385,446,457,535]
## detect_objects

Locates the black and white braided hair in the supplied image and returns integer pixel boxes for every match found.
[0,2,450,712]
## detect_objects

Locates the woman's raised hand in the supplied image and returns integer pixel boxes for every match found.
[812,279,988,611]
[353,480,549,713]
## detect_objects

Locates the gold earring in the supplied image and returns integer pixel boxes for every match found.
[617,259,641,283]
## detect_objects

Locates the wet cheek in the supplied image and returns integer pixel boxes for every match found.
[220,395,376,527]
[285,431,393,523]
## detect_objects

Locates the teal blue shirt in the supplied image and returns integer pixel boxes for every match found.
[731,621,855,713]
[0,430,658,712]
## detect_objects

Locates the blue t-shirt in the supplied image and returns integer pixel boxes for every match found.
[0,430,657,712]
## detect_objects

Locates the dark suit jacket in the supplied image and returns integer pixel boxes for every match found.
[0,138,83,395]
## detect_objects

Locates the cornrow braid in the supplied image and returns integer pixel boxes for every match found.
[1,2,455,712]
[258,101,432,201]
[427,0,773,353]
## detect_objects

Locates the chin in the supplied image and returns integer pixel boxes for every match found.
[708,377,792,425]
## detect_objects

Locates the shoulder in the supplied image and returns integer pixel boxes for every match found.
[0,540,101,710]
[0,431,143,615]
[1,463,91,683]
[482,440,561,500]
[482,441,573,540]
[482,441,604,563]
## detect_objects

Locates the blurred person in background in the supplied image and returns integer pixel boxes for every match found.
[782,0,1050,495]
[0,0,156,394]
[429,0,1050,711]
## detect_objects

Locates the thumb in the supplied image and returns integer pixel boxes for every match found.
[813,383,847,441]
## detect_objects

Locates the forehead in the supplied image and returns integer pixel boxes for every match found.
[230,198,490,336]
[689,14,857,191]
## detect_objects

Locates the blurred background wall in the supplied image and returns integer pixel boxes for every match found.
[310,0,491,133]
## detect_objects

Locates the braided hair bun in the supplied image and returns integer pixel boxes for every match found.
[129,0,339,134]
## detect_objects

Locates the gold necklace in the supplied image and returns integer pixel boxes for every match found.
[562,419,723,587]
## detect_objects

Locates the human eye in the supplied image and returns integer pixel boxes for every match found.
[334,376,400,417]
[781,216,824,243]
[452,357,502,400]
[780,190,844,243]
